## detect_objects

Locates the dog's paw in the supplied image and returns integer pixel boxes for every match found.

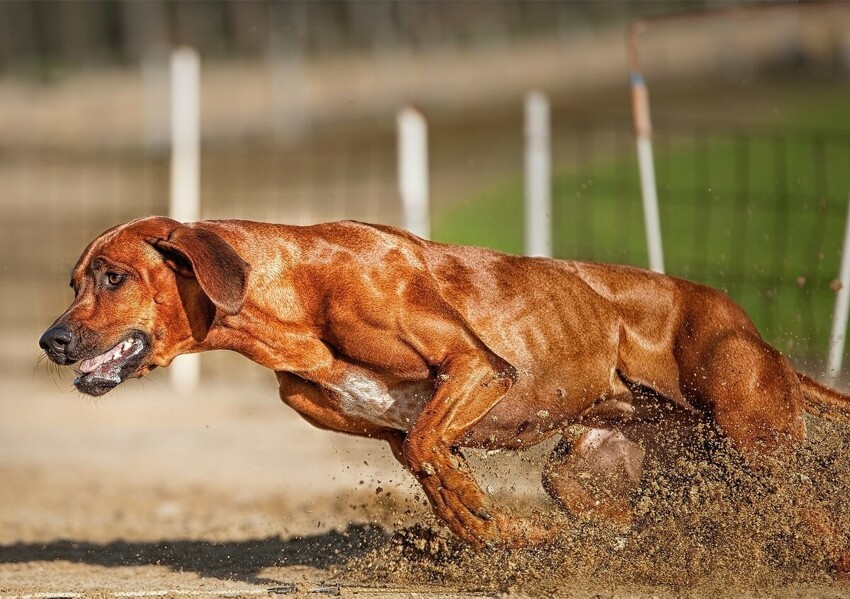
[434,484,499,546]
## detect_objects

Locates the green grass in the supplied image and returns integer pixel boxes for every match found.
[432,90,850,360]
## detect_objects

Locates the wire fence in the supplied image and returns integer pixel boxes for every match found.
[557,115,850,365]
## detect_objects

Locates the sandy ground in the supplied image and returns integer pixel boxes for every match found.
[0,373,544,598]
[0,375,415,596]
[5,370,850,598]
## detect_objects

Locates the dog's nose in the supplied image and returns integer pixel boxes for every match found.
[39,325,74,356]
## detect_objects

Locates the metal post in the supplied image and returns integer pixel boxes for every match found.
[524,91,551,258]
[826,187,850,383]
[169,47,201,392]
[631,71,665,274]
[397,107,430,239]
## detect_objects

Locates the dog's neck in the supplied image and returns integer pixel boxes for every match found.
[180,242,320,373]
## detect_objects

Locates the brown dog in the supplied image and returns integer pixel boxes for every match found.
[39,217,850,562]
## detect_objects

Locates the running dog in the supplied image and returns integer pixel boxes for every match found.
[39,217,850,569]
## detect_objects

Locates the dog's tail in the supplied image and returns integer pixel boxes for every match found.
[797,371,850,425]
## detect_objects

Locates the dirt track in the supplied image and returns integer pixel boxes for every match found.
[1,375,424,596]
[4,373,850,598]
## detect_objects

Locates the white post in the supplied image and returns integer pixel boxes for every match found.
[631,72,665,274]
[397,107,430,239]
[524,91,551,257]
[170,47,200,222]
[169,47,201,392]
[826,187,850,383]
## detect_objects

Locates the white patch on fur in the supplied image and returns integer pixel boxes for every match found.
[328,372,432,431]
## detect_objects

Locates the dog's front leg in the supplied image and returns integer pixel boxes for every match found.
[277,371,415,475]
[402,351,517,547]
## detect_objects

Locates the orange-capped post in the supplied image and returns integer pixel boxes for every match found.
[629,67,665,274]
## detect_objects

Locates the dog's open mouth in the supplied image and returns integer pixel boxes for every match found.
[74,332,151,396]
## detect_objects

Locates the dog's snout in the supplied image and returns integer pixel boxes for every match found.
[39,325,74,357]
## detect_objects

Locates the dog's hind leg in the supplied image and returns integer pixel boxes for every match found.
[693,331,806,460]
[694,330,850,576]
[542,426,645,527]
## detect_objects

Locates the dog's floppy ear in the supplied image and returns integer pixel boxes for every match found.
[146,226,250,316]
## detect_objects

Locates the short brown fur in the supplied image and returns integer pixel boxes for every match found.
[41,217,850,572]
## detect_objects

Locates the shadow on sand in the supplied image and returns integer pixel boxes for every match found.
[0,523,389,586]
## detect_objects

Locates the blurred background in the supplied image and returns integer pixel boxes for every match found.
[4,0,850,387]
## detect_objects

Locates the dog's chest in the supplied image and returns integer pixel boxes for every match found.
[326,373,432,431]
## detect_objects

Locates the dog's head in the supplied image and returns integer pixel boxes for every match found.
[39,216,250,396]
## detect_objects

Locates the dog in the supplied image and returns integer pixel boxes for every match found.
[39,216,850,567]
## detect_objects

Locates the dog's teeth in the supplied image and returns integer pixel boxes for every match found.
[78,336,142,376]
[80,354,103,373]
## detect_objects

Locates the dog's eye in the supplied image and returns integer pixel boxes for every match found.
[103,272,126,289]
